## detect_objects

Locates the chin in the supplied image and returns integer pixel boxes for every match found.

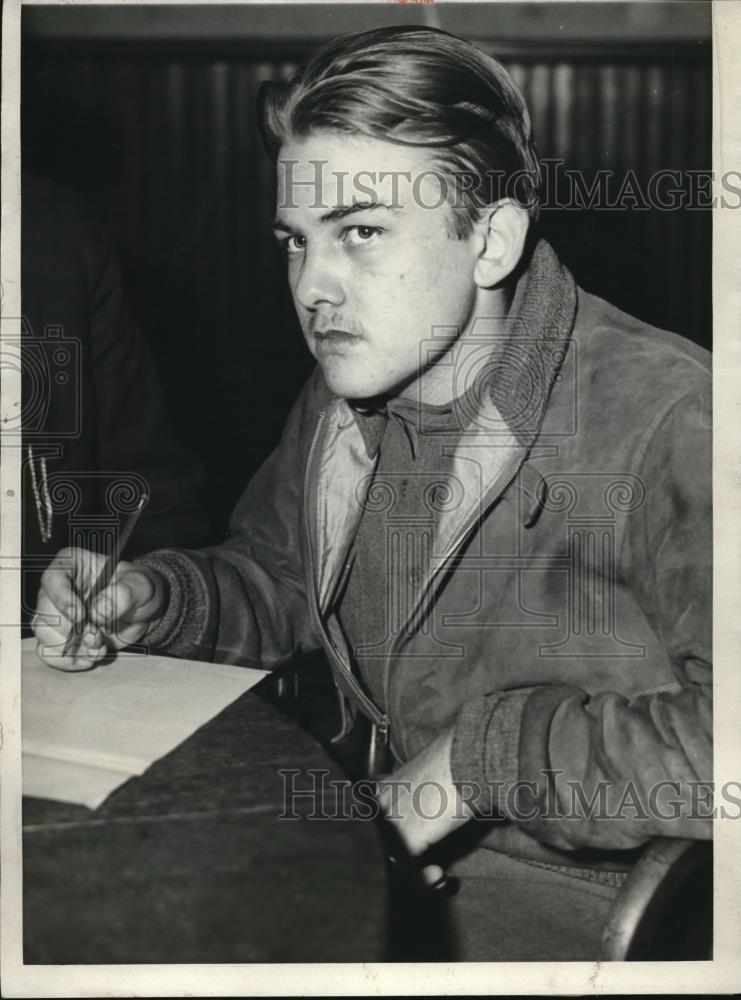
[321,368,390,402]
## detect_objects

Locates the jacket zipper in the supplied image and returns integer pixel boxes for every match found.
[304,410,390,742]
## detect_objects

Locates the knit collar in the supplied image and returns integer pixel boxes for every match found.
[487,237,578,447]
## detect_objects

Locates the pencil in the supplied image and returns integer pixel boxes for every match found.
[62,493,149,658]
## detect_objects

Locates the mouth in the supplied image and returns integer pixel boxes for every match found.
[312,328,362,353]
[313,328,359,343]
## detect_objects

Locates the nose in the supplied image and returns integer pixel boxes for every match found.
[292,244,345,312]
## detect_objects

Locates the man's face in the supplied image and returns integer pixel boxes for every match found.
[273,131,483,401]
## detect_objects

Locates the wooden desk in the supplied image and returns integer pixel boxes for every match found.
[23,681,388,963]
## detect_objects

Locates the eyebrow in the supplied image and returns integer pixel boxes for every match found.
[272,201,399,231]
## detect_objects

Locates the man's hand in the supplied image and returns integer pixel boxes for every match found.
[32,547,167,671]
[375,727,473,857]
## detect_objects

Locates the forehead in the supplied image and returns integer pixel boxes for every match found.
[275,130,445,215]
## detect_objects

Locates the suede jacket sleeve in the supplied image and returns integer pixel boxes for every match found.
[136,370,327,668]
[450,386,713,849]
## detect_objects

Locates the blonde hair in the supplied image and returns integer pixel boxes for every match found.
[258,26,542,236]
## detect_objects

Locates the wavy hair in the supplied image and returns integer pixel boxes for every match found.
[258,26,542,236]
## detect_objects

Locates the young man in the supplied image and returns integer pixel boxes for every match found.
[33,27,712,960]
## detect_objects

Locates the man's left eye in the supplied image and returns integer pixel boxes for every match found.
[343,225,384,246]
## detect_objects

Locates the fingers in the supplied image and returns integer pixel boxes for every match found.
[32,579,79,659]
[33,552,166,667]
[33,568,106,671]
[38,548,86,627]
[33,548,130,666]
[36,547,109,631]
[32,614,108,673]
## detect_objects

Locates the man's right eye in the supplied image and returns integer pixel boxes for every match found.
[280,234,307,254]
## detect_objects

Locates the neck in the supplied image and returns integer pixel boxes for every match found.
[399,285,511,406]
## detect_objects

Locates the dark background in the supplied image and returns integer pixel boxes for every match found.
[21,2,713,536]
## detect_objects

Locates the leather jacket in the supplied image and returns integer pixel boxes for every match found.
[140,239,712,856]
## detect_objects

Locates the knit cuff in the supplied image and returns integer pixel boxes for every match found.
[134,549,211,658]
[450,689,533,816]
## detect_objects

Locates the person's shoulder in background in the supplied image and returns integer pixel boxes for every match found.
[21,173,213,563]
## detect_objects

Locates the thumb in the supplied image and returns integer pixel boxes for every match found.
[90,566,159,630]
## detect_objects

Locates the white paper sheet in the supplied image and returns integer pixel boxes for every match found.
[21,637,268,809]
[22,753,135,810]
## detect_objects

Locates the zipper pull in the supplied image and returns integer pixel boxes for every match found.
[378,716,390,747]
[367,717,391,778]
[523,474,548,529]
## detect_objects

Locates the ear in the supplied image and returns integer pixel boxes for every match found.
[473,201,530,289]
